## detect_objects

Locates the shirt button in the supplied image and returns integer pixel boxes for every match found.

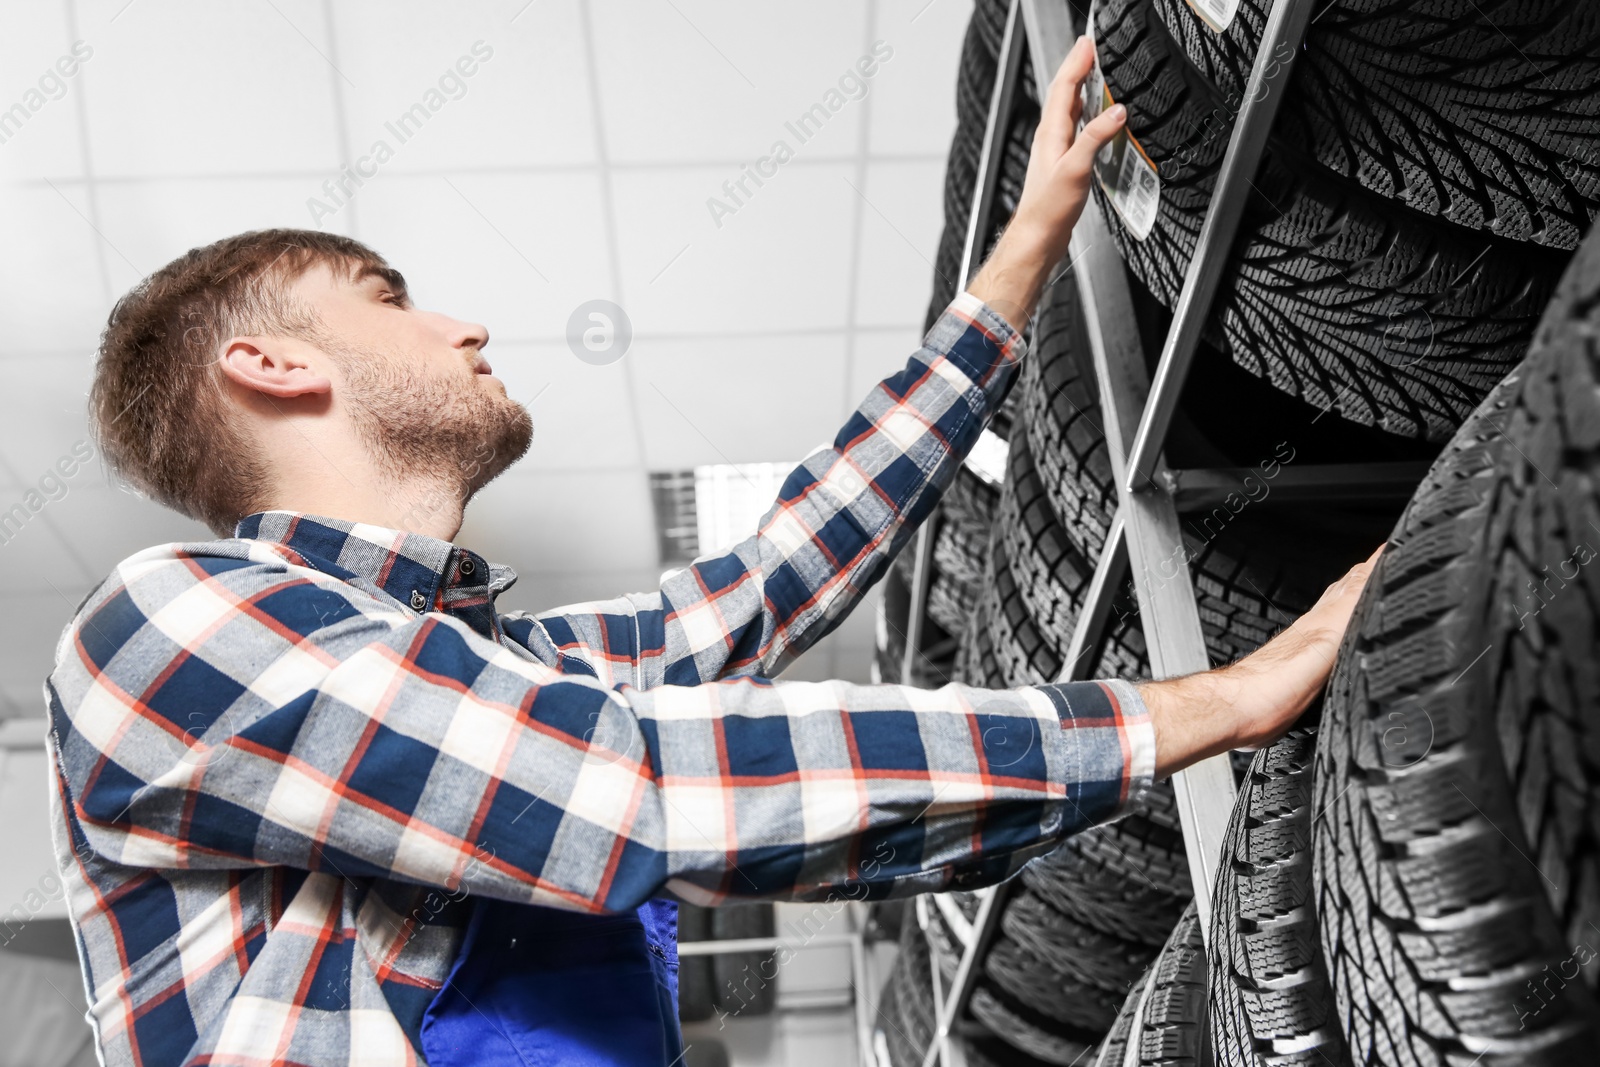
[410,590,427,611]
[460,557,475,576]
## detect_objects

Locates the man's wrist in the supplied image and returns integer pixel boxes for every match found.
[965,217,1062,334]
[1137,665,1248,780]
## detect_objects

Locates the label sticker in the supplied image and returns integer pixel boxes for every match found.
[1083,16,1161,242]
[1184,0,1240,33]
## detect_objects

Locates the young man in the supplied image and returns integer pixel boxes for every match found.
[45,37,1376,1067]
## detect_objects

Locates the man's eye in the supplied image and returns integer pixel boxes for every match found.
[381,292,404,306]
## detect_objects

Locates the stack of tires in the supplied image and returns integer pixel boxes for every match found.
[875,0,1600,1063]
[876,0,1036,690]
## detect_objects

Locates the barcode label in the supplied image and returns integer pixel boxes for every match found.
[1184,0,1239,32]
[1117,148,1160,240]
[1082,9,1162,243]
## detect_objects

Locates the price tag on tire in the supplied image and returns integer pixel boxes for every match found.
[1083,8,1162,241]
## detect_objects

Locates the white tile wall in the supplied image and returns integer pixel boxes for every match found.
[588,0,871,165]
[330,0,599,172]
[76,0,343,178]
[0,0,970,700]
[3,7,966,1056]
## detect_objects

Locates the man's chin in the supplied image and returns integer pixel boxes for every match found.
[466,401,534,493]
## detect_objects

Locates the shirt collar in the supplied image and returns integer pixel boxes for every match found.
[233,510,517,610]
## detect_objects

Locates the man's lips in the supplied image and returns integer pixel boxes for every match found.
[472,356,494,375]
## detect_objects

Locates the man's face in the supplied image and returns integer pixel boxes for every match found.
[286,261,533,497]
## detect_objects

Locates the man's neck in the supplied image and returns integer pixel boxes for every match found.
[266,471,467,542]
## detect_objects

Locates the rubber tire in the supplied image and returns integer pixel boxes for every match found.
[924,0,1037,333]
[956,525,1081,687]
[995,424,1149,676]
[1207,724,1347,1066]
[1091,0,1571,440]
[988,888,1157,1033]
[929,465,998,639]
[927,567,978,641]
[1313,217,1600,1065]
[881,918,932,1067]
[1145,0,1600,250]
[885,907,1044,1067]
[1007,270,1378,675]
[709,903,777,1017]
[1019,781,1195,950]
[1097,905,1211,1067]
[1093,965,1151,1067]
[876,558,911,684]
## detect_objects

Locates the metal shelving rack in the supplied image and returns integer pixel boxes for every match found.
[897,0,1432,1064]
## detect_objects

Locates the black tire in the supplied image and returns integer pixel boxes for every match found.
[1008,271,1376,675]
[929,465,997,639]
[1019,781,1194,950]
[924,0,1037,333]
[1139,906,1209,1067]
[920,895,1105,1066]
[990,889,1153,1033]
[1207,725,1346,1066]
[1093,965,1151,1067]
[1096,905,1210,1067]
[962,528,1069,686]
[881,919,931,1067]
[996,425,1148,676]
[876,558,911,685]
[709,903,777,1018]
[1090,0,1572,439]
[1145,0,1600,250]
[916,774,1192,1056]
[873,899,908,943]
[1313,220,1600,1065]
[678,903,716,1023]
[927,567,978,640]
[940,462,1001,570]
[970,982,1103,1066]
[884,909,1035,1067]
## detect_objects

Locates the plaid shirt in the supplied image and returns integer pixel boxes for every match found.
[44,291,1156,1066]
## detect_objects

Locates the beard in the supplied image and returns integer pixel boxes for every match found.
[324,333,533,503]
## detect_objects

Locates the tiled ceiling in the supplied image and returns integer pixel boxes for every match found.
[0,0,972,718]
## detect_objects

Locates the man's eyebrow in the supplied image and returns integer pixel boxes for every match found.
[352,264,409,297]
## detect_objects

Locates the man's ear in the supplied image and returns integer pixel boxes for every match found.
[217,337,333,398]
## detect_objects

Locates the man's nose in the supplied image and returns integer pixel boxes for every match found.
[453,317,490,352]
[431,311,490,352]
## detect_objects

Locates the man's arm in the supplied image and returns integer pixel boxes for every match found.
[527,37,1132,691]
[48,549,1156,910]
[49,523,1374,910]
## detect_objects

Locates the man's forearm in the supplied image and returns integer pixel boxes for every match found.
[965,222,1062,336]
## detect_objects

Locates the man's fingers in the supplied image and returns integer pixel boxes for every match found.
[1304,543,1386,627]
[1339,543,1386,592]
[1036,36,1097,155]
[1063,102,1126,176]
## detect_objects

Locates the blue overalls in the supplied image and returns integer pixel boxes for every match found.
[420,896,685,1066]
[416,562,688,1065]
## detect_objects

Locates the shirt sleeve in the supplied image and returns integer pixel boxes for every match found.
[48,547,1155,912]
[522,291,1027,690]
